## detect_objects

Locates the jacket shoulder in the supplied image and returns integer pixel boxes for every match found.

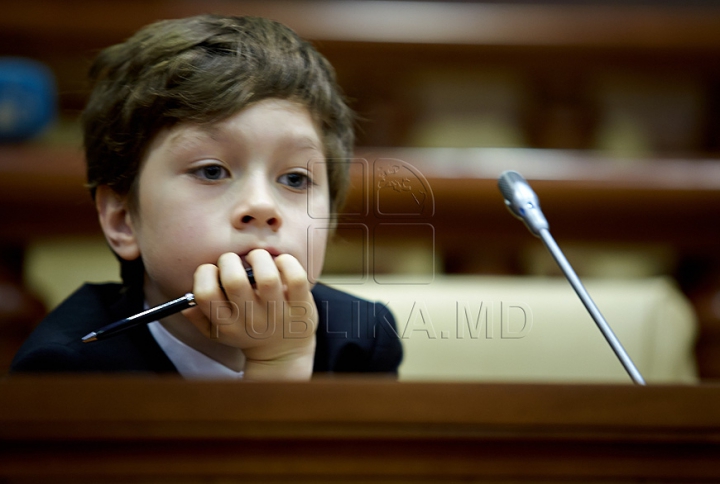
[10,283,174,374]
[312,283,403,374]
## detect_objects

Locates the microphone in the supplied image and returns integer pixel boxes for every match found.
[498,170,646,385]
[497,170,548,236]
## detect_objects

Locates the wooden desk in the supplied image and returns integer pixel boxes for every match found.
[1,377,720,482]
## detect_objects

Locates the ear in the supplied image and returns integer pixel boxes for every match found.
[95,185,140,261]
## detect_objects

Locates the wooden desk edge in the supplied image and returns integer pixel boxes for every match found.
[2,375,720,441]
[3,376,720,481]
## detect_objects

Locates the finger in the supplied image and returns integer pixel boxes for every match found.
[217,252,253,299]
[275,254,317,338]
[246,249,283,300]
[182,306,213,339]
[274,254,310,301]
[191,263,228,337]
[192,263,226,312]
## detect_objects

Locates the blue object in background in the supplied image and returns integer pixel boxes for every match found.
[0,58,57,142]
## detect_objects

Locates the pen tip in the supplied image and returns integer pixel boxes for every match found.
[82,332,98,343]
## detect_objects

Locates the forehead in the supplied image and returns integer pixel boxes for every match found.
[163,99,324,152]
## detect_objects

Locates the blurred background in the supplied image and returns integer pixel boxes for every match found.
[2,0,720,378]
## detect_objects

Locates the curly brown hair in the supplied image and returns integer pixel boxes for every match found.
[82,14,354,215]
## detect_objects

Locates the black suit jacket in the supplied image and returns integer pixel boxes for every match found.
[10,283,403,375]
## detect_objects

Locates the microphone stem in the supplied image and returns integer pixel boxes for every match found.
[538,228,646,386]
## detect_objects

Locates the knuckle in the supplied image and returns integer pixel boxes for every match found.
[285,272,308,290]
[218,252,239,265]
[194,263,215,279]
[221,272,246,293]
[275,253,295,265]
[255,278,277,293]
[193,284,215,301]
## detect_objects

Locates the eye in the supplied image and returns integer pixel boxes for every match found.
[278,172,312,190]
[193,164,229,181]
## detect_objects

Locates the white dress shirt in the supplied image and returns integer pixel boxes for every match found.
[148,320,245,379]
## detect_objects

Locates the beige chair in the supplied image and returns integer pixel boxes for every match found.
[327,275,698,384]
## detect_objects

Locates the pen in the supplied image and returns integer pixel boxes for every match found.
[81,267,255,343]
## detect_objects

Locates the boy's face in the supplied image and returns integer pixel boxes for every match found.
[126,98,330,305]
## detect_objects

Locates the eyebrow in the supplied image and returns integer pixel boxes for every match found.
[166,128,217,152]
[166,124,323,154]
[290,136,324,152]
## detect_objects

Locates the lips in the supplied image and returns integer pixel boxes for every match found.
[238,248,282,269]
[239,256,252,270]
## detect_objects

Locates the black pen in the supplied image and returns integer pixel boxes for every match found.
[81,267,255,343]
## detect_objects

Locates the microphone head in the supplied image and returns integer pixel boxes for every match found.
[497,170,549,236]
[497,171,527,210]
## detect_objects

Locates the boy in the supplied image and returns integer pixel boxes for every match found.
[11,14,402,379]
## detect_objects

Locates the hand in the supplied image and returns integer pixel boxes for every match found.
[183,249,317,380]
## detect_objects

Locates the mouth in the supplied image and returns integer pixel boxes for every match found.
[240,256,252,271]
[238,248,282,268]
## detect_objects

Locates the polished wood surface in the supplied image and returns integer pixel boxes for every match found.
[1,377,720,481]
[5,0,720,47]
[351,148,720,249]
[3,144,720,247]
[4,0,720,150]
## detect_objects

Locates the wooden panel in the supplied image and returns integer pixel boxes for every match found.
[4,0,720,128]
[3,1,720,47]
[3,145,720,247]
[1,377,720,481]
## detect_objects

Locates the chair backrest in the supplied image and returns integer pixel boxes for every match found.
[328,275,698,383]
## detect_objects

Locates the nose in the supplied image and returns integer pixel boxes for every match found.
[232,178,282,231]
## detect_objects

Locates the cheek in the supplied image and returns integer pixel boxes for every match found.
[139,178,211,238]
[296,224,327,288]
[135,185,214,269]
[301,192,330,282]
[308,223,328,281]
